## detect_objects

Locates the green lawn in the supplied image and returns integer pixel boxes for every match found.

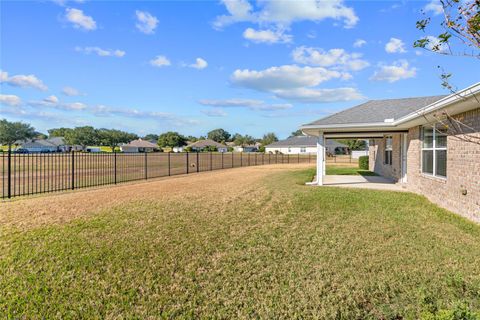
[1,168,480,319]
[326,165,377,176]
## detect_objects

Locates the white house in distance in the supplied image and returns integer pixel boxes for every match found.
[265,136,350,155]
[120,139,160,153]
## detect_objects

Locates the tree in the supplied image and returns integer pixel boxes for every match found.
[0,119,36,151]
[186,135,198,143]
[414,0,479,58]
[143,134,159,141]
[414,0,480,145]
[99,129,138,152]
[233,134,255,146]
[65,126,100,150]
[157,131,187,148]
[48,127,73,138]
[207,128,231,143]
[290,129,303,137]
[261,132,278,146]
[338,139,367,151]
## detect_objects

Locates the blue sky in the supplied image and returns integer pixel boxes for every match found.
[1,0,478,138]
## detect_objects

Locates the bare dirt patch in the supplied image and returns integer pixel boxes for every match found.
[0,164,313,231]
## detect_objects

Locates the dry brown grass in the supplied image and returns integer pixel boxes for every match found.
[0,163,313,231]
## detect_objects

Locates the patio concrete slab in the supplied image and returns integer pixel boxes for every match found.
[320,175,408,192]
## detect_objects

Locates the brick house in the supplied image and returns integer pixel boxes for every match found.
[300,83,480,222]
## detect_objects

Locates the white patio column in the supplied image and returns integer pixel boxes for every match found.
[316,132,325,185]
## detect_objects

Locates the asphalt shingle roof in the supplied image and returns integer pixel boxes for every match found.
[187,139,226,148]
[305,95,447,126]
[124,139,159,148]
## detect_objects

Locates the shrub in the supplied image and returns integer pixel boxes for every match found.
[359,155,369,170]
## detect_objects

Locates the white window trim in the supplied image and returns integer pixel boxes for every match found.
[384,136,393,165]
[421,124,447,179]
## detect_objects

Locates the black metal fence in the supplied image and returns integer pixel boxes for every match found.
[1,151,316,199]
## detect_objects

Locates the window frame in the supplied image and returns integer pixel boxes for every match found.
[384,136,393,165]
[421,124,447,179]
[300,147,306,153]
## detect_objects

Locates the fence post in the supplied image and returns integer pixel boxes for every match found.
[308,153,310,163]
[114,151,117,184]
[210,152,213,171]
[144,152,148,180]
[7,148,11,198]
[232,152,234,168]
[71,151,75,190]
[221,152,224,169]
[298,153,300,163]
[196,151,199,173]
[240,152,243,166]
[186,152,189,174]
[168,152,171,176]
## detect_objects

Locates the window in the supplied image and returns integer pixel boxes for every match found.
[300,147,306,153]
[288,147,292,153]
[422,124,447,178]
[384,136,393,165]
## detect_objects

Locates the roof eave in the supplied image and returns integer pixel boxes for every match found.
[301,82,480,135]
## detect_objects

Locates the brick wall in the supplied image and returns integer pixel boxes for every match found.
[406,108,480,222]
[368,134,402,181]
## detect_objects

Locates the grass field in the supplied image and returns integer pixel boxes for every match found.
[1,164,479,319]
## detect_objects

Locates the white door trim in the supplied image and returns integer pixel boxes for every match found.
[401,133,408,183]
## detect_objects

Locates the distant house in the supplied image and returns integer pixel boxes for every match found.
[19,139,58,153]
[120,139,160,153]
[233,142,261,153]
[265,136,348,155]
[17,137,80,153]
[187,139,228,152]
[172,146,186,153]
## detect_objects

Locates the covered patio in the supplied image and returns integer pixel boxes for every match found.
[322,174,406,192]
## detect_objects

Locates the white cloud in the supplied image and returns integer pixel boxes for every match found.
[198,98,262,107]
[150,55,171,67]
[44,95,59,104]
[273,87,365,103]
[29,95,88,111]
[65,8,97,31]
[243,27,292,44]
[385,37,406,53]
[230,64,363,103]
[0,70,48,91]
[189,58,208,69]
[231,65,346,91]
[92,104,199,126]
[353,39,366,48]
[62,86,82,96]
[198,98,292,111]
[370,60,417,82]
[135,10,159,34]
[292,46,369,71]
[75,46,125,57]
[201,108,228,117]
[0,94,22,107]
[424,0,443,15]
[214,0,358,29]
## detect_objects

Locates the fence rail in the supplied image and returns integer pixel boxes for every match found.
[1,151,317,199]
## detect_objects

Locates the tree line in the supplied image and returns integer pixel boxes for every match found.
[1,119,301,151]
